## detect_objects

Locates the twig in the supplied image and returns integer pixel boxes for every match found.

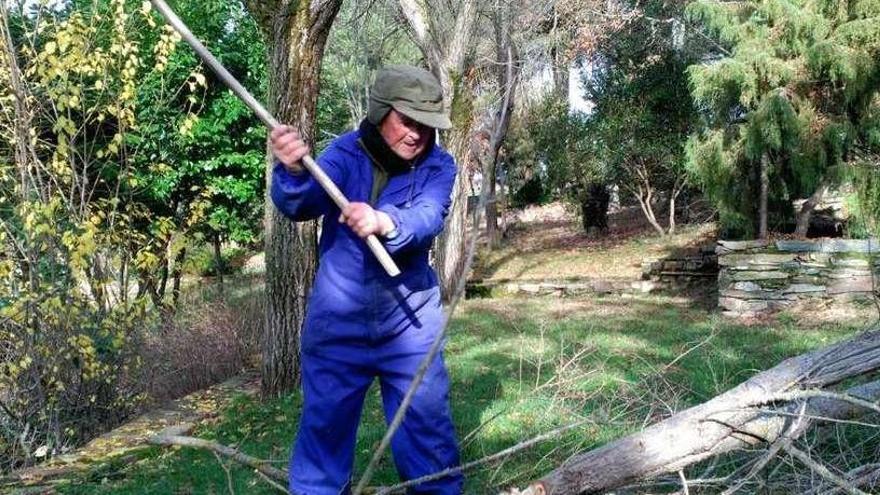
[784,444,870,495]
[375,420,590,495]
[149,434,287,483]
[661,332,715,373]
[255,469,291,494]
[816,463,880,495]
[678,469,690,495]
[212,451,236,495]
[720,401,807,495]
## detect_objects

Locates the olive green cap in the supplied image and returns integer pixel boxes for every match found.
[367,65,452,130]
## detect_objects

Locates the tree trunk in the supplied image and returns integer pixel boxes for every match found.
[396,0,479,301]
[795,180,830,238]
[485,12,519,249]
[580,183,610,235]
[171,246,186,307]
[212,233,224,294]
[513,326,880,495]
[632,182,665,236]
[550,4,568,101]
[668,182,684,236]
[245,0,342,398]
[759,153,769,240]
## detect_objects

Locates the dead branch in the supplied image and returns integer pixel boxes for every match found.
[148,433,287,484]
[783,444,869,495]
[509,327,880,495]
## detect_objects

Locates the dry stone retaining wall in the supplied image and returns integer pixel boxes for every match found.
[717,239,880,316]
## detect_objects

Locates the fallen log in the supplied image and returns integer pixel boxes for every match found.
[510,326,880,495]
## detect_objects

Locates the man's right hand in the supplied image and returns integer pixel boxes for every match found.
[271,125,310,174]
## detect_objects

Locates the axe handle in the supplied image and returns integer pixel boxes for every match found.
[149,0,401,277]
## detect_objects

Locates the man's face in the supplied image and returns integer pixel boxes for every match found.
[378,110,433,161]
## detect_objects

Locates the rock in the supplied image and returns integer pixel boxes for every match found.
[730,271,790,281]
[721,289,788,300]
[828,277,875,295]
[731,281,763,292]
[718,253,797,268]
[719,297,774,312]
[783,284,826,294]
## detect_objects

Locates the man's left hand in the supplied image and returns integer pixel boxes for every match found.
[340,203,396,239]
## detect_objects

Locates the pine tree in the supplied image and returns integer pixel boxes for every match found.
[686,0,880,239]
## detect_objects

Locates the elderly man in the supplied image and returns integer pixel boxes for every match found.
[270,65,462,495]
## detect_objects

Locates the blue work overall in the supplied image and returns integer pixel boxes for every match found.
[271,129,462,495]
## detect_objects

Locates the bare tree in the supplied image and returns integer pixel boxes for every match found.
[483,2,520,247]
[244,0,343,397]
[395,0,479,300]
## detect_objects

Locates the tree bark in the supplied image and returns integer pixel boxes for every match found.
[244,0,342,398]
[485,9,519,249]
[514,326,880,495]
[549,4,568,101]
[668,181,684,236]
[396,0,479,300]
[795,180,830,238]
[759,152,769,240]
[212,233,225,294]
[171,246,186,307]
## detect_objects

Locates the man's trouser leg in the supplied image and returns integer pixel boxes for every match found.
[289,350,373,495]
[377,337,462,494]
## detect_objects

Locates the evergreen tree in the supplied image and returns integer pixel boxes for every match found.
[686,0,880,238]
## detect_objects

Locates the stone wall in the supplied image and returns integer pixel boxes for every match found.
[640,246,719,290]
[717,239,880,316]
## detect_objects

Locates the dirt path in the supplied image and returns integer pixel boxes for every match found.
[2,371,260,493]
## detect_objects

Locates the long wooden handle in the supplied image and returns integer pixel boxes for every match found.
[150,0,401,277]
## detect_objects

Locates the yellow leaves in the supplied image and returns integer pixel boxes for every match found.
[154,26,181,72]
[179,113,199,137]
[0,260,13,280]
[43,41,57,56]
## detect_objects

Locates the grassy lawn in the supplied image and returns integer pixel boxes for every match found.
[56,293,864,494]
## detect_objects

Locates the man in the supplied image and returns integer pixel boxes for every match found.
[270,65,462,495]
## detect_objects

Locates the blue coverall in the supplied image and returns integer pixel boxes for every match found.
[271,128,463,495]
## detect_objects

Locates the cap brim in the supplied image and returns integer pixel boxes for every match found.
[393,104,453,130]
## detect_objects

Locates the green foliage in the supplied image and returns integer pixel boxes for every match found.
[182,243,250,277]
[686,0,880,237]
[508,96,604,211]
[510,175,549,208]
[846,158,880,236]
[586,1,702,205]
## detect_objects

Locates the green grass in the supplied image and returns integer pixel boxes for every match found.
[56,293,864,494]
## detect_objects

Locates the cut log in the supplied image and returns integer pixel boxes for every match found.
[510,326,880,495]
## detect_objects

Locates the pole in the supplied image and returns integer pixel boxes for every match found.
[149,0,401,277]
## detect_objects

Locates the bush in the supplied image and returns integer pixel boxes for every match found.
[511,175,548,208]
[137,276,263,403]
[182,244,252,277]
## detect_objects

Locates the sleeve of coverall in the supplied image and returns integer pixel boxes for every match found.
[270,147,348,222]
[377,155,456,255]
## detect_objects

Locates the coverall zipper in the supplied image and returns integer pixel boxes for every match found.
[406,164,416,207]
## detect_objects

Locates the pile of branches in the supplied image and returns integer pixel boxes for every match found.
[505,324,880,495]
